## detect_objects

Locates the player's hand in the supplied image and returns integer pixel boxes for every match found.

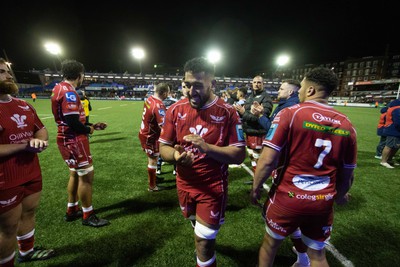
[183,134,209,153]
[251,101,264,116]
[174,144,194,166]
[93,122,108,130]
[234,104,245,114]
[335,193,351,205]
[25,138,48,153]
[250,187,262,207]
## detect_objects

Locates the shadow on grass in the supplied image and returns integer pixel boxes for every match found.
[44,218,180,267]
[95,196,178,221]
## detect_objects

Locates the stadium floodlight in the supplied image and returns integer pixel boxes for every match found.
[207,50,222,74]
[274,54,290,80]
[276,55,290,66]
[131,47,145,75]
[44,42,62,72]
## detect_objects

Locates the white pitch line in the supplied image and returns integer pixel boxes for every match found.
[98,107,112,110]
[120,104,127,106]
[241,163,254,176]
[40,116,54,120]
[325,241,354,267]
[240,163,270,191]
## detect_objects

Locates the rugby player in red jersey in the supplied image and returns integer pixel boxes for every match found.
[51,59,109,227]
[251,67,357,267]
[159,57,246,267]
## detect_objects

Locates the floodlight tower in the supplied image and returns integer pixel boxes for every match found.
[44,42,62,72]
[207,50,222,75]
[275,54,290,80]
[131,47,145,75]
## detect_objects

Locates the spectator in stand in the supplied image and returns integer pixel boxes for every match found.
[375,105,388,159]
[251,67,356,267]
[51,59,109,227]
[251,79,300,130]
[0,58,55,266]
[226,88,238,105]
[234,75,273,179]
[235,87,248,106]
[139,82,170,191]
[380,98,400,168]
[159,57,246,267]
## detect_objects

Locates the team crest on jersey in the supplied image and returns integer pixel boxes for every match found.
[159,109,166,117]
[65,92,77,102]
[210,114,225,123]
[189,125,208,136]
[11,114,27,128]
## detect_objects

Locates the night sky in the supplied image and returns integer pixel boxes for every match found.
[2,1,398,77]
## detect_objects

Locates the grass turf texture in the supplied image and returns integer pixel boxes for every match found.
[18,99,400,266]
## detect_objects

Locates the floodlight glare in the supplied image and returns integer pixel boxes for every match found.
[44,42,62,56]
[276,55,289,66]
[207,50,222,64]
[132,48,145,60]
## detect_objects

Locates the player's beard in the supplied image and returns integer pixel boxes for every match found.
[188,89,210,110]
[0,80,19,95]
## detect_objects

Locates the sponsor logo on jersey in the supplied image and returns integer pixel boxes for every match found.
[294,193,334,201]
[267,218,287,233]
[292,174,330,191]
[312,112,341,125]
[9,131,33,142]
[210,114,225,123]
[11,114,27,128]
[303,121,350,136]
[65,92,77,102]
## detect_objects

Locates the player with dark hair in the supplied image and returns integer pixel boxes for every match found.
[0,58,55,266]
[51,59,109,227]
[251,67,357,266]
[159,57,246,267]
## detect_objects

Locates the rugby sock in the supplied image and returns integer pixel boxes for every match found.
[82,206,94,219]
[0,252,15,267]
[148,165,157,188]
[17,229,35,255]
[67,201,79,214]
